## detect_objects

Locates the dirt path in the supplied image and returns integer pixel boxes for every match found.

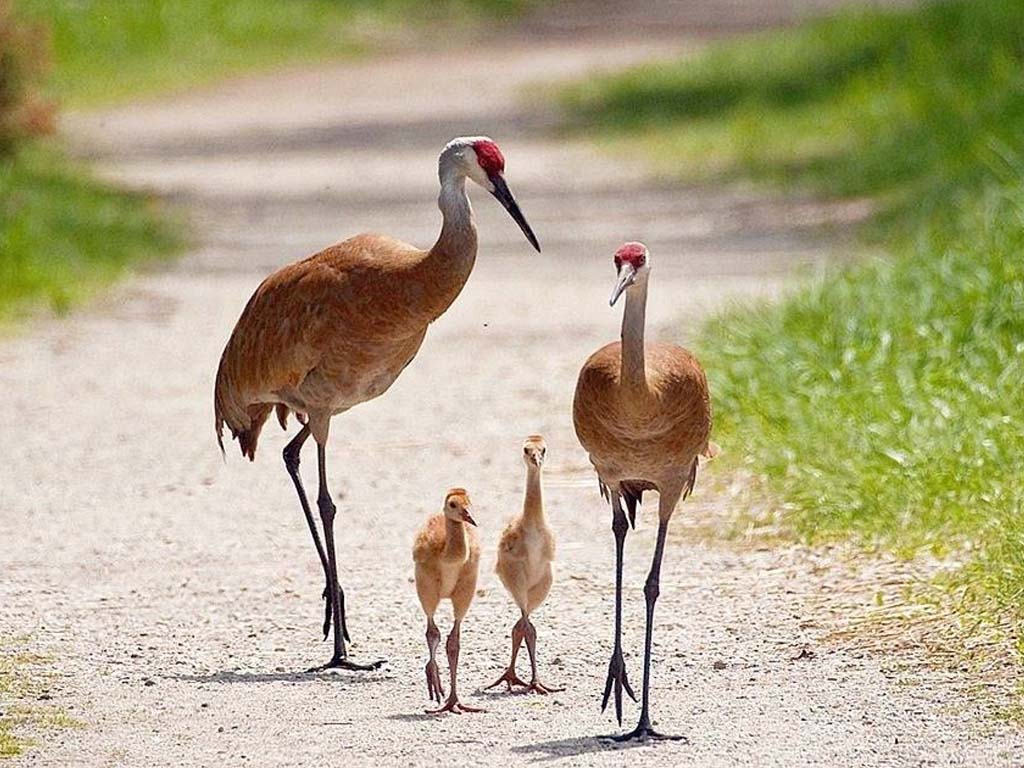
[3,4,1022,766]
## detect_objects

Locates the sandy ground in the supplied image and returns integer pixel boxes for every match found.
[2,2,1022,766]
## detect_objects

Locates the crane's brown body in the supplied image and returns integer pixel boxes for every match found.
[573,340,711,509]
[214,232,474,456]
[572,242,713,742]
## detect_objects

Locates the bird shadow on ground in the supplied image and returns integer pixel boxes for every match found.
[384,712,441,723]
[168,669,391,685]
[511,735,663,762]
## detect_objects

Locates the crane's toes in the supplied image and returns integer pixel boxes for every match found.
[604,725,687,744]
[525,679,564,695]
[321,585,351,643]
[321,588,332,640]
[427,697,486,715]
[308,655,386,673]
[484,667,529,692]
[600,649,636,725]
[425,661,445,704]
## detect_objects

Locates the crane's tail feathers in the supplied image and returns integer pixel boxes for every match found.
[680,458,700,501]
[215,416,227,459]
[274,404,308,431]
[622,488,641,529]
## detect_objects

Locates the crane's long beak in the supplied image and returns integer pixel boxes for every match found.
[609,263,636,306]
[460,508,478,527]
[490,174,540,253]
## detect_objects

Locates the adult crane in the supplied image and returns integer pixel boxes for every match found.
[215,136,539,670]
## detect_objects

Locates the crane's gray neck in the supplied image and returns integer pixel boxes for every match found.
[435,157,476,257]
[413,156,478,324]
[621,272,649,390]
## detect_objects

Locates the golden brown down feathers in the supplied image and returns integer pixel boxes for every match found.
[497,519,555,564]
[413,514,481,565]
[573,340,712,496]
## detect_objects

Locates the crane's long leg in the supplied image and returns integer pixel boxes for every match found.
[282,425,349,644]
[310,440,383,672]
[612,515,684,742]
[428,620,484,715]
[601,494,636,725]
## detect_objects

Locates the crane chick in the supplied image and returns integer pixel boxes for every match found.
[487,436,563,695]
[413,488,484,715]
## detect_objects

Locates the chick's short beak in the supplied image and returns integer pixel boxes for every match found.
[609,263,637,306]
[460,508,478,527]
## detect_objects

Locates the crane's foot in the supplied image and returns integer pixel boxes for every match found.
[522,678,564,695]
[307,654,385,673]
[604,722,687,743]
[321,585,351,643]
[601,648,636,725]
[425,660,445,704]
[426,696,485,715]
[484,665,530,692]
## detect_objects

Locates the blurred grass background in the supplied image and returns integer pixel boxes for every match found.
[0,0,523,324]
[566,0,1024,643]
[18,0,526,106]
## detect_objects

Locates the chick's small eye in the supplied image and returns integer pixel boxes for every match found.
[448,501,455,508]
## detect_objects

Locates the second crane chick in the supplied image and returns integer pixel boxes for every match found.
[413,488,484,714]
[487,436,563,695]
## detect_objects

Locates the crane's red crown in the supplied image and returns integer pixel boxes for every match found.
[614,242,647,270]
[473,139,505,176]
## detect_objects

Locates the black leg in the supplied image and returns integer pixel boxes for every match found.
[611,517,685,743]
[282,425,349,643]
[309,441,383,672]
[601,495,636,725]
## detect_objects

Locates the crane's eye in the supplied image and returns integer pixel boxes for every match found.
[448,501,455,508]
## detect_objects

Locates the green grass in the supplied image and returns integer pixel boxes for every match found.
[2,0,525,320]
[0,637,80,758]
[0,144,182,322]
[17,0,526,107]
[565,0,1024,637]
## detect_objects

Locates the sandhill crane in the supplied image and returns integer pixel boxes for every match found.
[487,435,563,695]
[413,488,484,715]
[572,242,715,741]
[214,136,539,670]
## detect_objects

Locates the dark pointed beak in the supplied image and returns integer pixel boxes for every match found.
[460,508,478,527]
[490,173,540,253]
